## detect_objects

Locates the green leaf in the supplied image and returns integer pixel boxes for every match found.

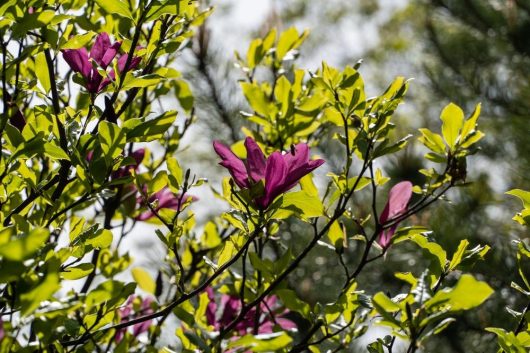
[460,103,481,139]
[95,0,133,19]
[371,292,402,329]
[98,121,126,162]
[276,27,308,60]
[507,189,530,208]
[327,220,344,248]
[272,191,324,220]
[125,111,177,142]
[241,82,270,117]
[486,328,530,352]
[440,103,464,149]
[426,274,493,311]
[228,332,293,352]
[122,74,164,90]
[218,235,243,266]
[448,239,469,271]
[174,79,194,112]
[393,228,447,272]
[372,292,401,312]
[418,128,446,154]
[132,267,156,294]
[167,156,184,187]
[0,228,49,261]
[20,272,60,316]
[61,32,96,49]
[43,142,69,160]
[35,51,51,93]
[11,135,45,160]
[85,229,113,249]
[276,289,311,317]
[299,174,318,197]
[62,263,94,280]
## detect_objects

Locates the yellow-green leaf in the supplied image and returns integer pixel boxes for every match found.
[132,267,156,294]
[0,228,49,261]
[440,103,464,149]
[426,274,493,311]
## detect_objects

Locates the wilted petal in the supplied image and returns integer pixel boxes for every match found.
[244,137,266,182]
[90,33,111,65]
[213,141,250,188]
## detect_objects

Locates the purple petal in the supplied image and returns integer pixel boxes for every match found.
[63,48,90,77]
[86,68,104,93]
[117,54,141,73]
[379,181,413,223]
[206,287,217,327]
[244,137,266,182]
[258,321,274,334]
[100,42,121,68]
[278,143,325,192]
[276,317,297,330]
[377,225,397,249]
[281,157,325,192]
[213,141,250,188]
[90,33,111,65]
[130,149,145,168]
[220,295,241,327]
[257,152,288,209]
[9,110,26,132]
[128,56,142,71]
[135,189,196,221]
[98,77,112,92]
[377,181,413,248]
[282,143,309,172]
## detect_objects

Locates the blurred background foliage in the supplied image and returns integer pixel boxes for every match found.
[182,1,529,351]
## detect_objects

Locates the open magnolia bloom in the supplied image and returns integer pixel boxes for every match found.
[116,296,154,342]
[213,137,324,209]
[205,287,296,335]
[135,187,197,221]
[377,181,413,249]
[62,32,141,93]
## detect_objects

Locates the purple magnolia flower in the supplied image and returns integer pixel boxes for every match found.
[135,187,197,221]
[111,148,145,180]
[4,91,25,132]
[213,137,325,209]
[116,295,154,342]
[377,181,413,249]
[63,32,141,93]
[86,148,145,180]
[0,319,4,342]
[205,287,296,336]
